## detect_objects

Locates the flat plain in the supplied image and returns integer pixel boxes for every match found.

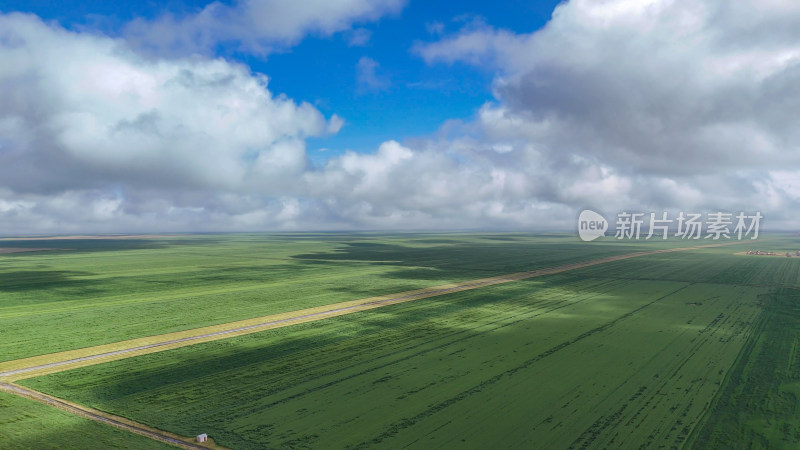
[0,234,684,362]
[2,234,800,448]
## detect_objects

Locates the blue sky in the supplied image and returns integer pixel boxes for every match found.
[0,0,798,233]
[3,0,560,161]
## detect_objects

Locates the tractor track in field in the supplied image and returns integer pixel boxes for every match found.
[0,240,745,448]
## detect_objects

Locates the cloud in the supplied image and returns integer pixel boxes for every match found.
[2,1,800,234]
[414,20,523,69]
[410,0,800,227]
[345,28,372,47]
[425,21,445,36]
[355,56,390,93]
[124,0,405,56]
[0,14,336,202]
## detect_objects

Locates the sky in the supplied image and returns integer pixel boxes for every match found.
[0,0,799,234]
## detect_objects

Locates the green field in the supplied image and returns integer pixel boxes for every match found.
[690,287,800,448]
[3,234,800,448]
[8,234,799,449]
[0,233,677,361]
[0,390,169,449]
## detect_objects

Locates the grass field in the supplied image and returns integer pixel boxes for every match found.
[4,233,800,448]
[11,235,798,449]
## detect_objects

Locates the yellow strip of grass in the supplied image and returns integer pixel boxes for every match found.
[0,241,744,382]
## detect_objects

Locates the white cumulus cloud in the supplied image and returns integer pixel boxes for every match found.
[0,12,338,195]
[2,1,800,234]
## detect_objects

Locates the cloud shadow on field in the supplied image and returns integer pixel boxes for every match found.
[0,237,226,255]
[0,269,99,293]
[290,240,643,279]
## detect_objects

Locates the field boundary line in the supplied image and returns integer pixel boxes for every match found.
[0,241,743,381]
[0,382,226,449]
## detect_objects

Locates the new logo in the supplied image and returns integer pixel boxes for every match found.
[578,209,608,242]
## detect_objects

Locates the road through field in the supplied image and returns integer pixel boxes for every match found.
[0,241,746,449]
[0,241,741,381]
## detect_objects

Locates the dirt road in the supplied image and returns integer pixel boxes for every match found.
[0,382,220,449]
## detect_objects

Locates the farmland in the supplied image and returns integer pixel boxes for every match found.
[690,286,800,448]
[1,237,800,448]
[5,234,797,448]
[0,233,678,362]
